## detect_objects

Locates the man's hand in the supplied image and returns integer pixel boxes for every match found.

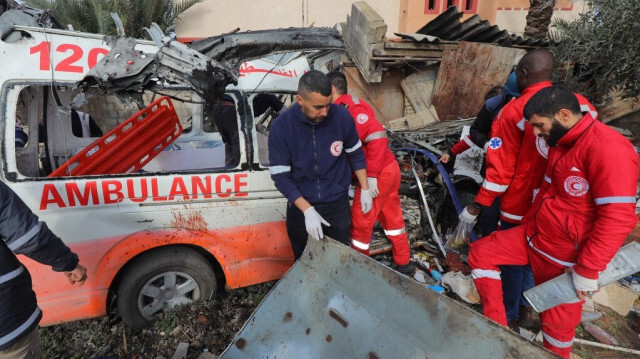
[566,267,599,300]
[304,206,330,241]
[439,153,451,163]
[460,204,480,223]
[367,177,379,198]
[360,188,373,214]
[64,264,87,286]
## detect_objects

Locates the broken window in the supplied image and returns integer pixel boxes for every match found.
[7,84,238,179]
[252,92,294,167]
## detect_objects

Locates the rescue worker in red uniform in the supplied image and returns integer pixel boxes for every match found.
[327,72,413,275]
[458,49,598,330]
[468,85,638,358]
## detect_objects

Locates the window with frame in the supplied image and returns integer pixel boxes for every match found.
[459,0,477,13]
[424,0,442,14]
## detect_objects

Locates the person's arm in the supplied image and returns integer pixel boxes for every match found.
[522,151,554,224]
[573,139,638,288]
[0,181,86,284]
[469,105,495,149]
[474,103,524,207]
[342,111,367,177]
[267,118,304,204]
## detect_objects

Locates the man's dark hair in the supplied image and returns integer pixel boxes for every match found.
[298,70,332,97]
[327,71,348,95]
[523,85,582,120]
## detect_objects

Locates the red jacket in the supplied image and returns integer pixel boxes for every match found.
[525,113,638,280]
[335,94,396,177]
[475,81,598,223]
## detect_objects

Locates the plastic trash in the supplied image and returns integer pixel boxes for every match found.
[441,271,481,304]
[428,268,443,282]
[427,285,445,293]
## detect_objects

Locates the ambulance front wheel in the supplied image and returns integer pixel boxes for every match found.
[116,246,217,327]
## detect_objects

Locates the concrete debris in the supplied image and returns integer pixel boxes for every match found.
[582,322,619,346]
[441,271,480,304]
[171,342,189,359]
[592,282,640,316]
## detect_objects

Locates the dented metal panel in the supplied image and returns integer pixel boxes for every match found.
[189,27,344,75]
[221,238,557,359]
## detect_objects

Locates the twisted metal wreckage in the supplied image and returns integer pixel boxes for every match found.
[69,21,482,262]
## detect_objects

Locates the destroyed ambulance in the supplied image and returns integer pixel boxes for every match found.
[0,5,343,327]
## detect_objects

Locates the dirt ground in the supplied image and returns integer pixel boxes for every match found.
[40,282,276,359]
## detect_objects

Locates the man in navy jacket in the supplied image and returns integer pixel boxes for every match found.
[0,181,87,358]
[269,70,372,259]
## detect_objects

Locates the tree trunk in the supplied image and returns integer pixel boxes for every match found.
[524,0,556,39]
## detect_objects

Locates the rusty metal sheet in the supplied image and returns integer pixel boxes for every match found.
[344,66,405,127]
[432,42,525,121]
[220,238,557,359]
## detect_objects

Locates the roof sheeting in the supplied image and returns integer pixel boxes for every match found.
[401,6,549,47]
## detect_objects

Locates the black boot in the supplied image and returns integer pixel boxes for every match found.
[519,305,534,330]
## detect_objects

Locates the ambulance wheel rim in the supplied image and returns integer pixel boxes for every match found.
[137,271,201,319]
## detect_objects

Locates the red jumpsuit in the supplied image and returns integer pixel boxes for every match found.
[469,113,639,358]
[475,81,598,225]
[335,94,410,266]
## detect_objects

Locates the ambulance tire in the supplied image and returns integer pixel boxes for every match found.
[116,247,217,327]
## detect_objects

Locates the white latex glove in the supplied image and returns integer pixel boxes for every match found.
[303,206,330,241]
[360,188,373,214]
[571,270,598,292]
[367,177,379,198]
[458,206,478,224]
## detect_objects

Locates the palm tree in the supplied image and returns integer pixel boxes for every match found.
[26,0,200,38]
[524,0,556,39]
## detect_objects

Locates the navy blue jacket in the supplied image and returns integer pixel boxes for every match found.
[0,181,78,349]
[268,103,366,204]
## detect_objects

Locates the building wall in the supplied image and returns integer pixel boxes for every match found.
[175,0,588,41]
[495,0,587,35]
[176,0,401,41]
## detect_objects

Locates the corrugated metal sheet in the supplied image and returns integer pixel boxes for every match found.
[399,6,549,48]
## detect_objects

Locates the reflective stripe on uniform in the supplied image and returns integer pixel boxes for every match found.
[0,266,24,285]
[527,238,575,267]
[482,181,509,192]
[517,118,526,131]
[463,136,474,147]
[352,96,360,104]
[544,175,552,184]
[500,211,523,221]
[543,332,574,349]
[364,131,387,143]
[471,269,501,280]
[345,140,362,153]
[384,227,406,236]
[0,307,41,347]
[580,104,598,120]
[8,222,42,251]
[351,239,369,250]
[594,196,636,205]
[269,165,291,175]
